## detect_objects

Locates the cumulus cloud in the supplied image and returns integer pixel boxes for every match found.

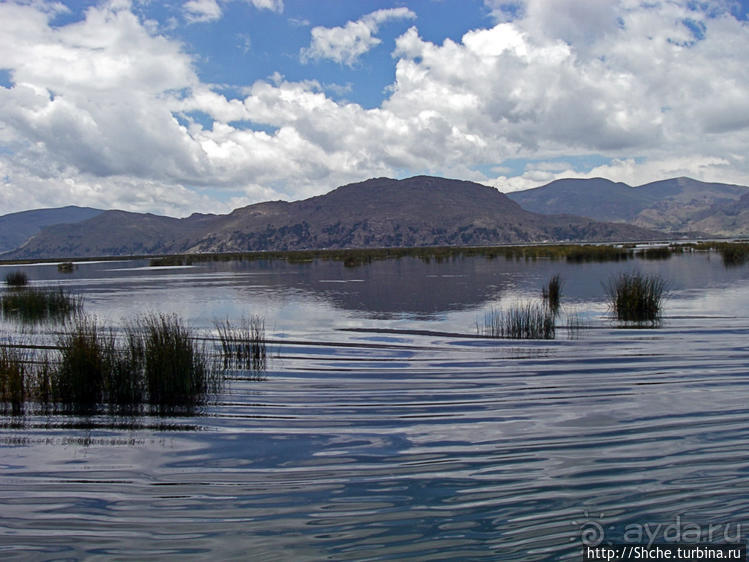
[0,0,749,217]
[301,7,416,66]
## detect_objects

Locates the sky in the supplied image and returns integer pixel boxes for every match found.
[1,0,749,217]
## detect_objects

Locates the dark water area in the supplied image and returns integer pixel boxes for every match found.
[2,250,749,560]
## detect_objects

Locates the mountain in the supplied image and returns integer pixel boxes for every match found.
[507,177,749,235]
[8,176,658,259]
[0,206,104,254]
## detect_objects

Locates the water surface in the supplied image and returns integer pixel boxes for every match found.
[2,251,749,560]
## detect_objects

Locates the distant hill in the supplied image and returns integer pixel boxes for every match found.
[0,206,103,254]
[8,176,658,259]
[507,177,749,236]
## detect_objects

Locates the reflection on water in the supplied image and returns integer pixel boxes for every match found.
[1,252,749,559]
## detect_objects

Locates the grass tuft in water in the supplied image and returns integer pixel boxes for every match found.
[215,315,267,377]
[1,287,83,323]
[564,310,588,339]
[479,302,555,339]
[605,272,666,324]
[542,274,562,315]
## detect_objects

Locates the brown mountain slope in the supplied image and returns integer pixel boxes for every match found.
[11,176,660,259]
[187,176,658,253]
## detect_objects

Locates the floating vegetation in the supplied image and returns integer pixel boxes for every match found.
[215,315,267,377]
[605,272,666,324]
[479,302,555,339]
[542,274,562,315]
[57,262,76,273]
[5,270,29,287]
[0,287,83,323]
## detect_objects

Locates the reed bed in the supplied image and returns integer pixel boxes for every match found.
[605,272,666,324]
[5,270,29,287]
[0,287,83,323]
[640,246,676,260]
[715,243,749,267]
[141,243,647,270]
[0,314,225,414]
[215,315,267,376]
[479,302,556,339]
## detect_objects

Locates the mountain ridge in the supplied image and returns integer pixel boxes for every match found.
[5,175,659,259]
[507,176,749,235]
[0,206,104,254]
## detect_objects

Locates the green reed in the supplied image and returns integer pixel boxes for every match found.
[542,274,563,315]
[606,272,667,324]
[479,302,556,339]
[0,287,83,323]
[215,315,267,377]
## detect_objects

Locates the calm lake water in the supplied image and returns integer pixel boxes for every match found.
[2,250,749,560]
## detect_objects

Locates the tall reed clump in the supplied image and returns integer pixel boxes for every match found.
[5,270,29,287]
[0,346,27,415]
[0,287,83,323]
[542,274,562,315]
[215,315,267,376]
[55,315,111,412]
[49,313,216,413]
[479,302,555,339]
[138,313,213,410]
[605,272,666,324]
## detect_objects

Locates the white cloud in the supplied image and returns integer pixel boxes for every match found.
[1,0,749,218]
[246,0,283,12]
[301,7,416,66]
[488,155,745,193]
[184,0,222,23]
[183,0,282,24]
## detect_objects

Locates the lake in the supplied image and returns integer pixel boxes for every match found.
[2,249,749,560]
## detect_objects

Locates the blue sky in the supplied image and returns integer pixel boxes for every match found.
[1,0,749,216]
